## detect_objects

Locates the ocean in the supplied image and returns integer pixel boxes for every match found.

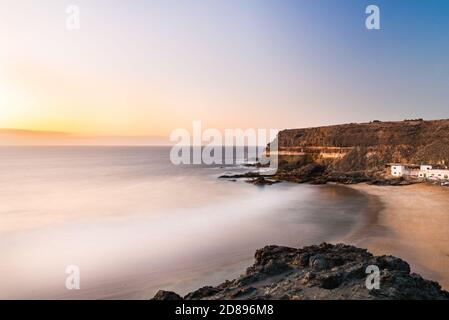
[0,146,376,299]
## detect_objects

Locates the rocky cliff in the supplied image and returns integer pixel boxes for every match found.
[153,243,449,300]
[270,119,449,174]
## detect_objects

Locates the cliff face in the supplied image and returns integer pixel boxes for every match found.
[271,119,449,173]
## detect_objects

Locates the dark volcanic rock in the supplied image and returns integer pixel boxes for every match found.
[218,172,261,179]
[152,243,449,300]
[152,290,182,300]
[246,177,280,186]
[184,286,222,300]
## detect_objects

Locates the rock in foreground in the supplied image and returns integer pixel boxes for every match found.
[153,243,448,300]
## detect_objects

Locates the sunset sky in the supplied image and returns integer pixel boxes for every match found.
[1,0,449,141]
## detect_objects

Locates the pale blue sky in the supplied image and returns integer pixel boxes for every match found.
[0,0,448,135]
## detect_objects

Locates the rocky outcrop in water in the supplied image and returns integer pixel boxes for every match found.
[245,177,280,186]
[152,243,449,300]
[218,168,417,186]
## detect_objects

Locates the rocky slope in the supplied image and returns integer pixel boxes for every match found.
[270,119,449,173]
[153,243,449,300]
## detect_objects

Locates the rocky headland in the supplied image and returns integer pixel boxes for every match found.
[271,119,449,169]
[153,243,449,300]
[221,119,449,186]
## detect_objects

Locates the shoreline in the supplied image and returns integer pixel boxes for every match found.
[344,183,449,290]
[152,182,449,300]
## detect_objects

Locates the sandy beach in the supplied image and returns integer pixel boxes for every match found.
[345,183,449,290]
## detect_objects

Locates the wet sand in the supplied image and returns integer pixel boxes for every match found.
[345,183,449,290]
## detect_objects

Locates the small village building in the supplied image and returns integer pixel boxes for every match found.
[391,165,406,177]
[390,164,449,181]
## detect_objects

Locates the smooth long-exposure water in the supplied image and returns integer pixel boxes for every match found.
[0,147,375,299]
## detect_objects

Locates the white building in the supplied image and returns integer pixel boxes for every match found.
[391,165,407,177]
[391,164,449,181]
